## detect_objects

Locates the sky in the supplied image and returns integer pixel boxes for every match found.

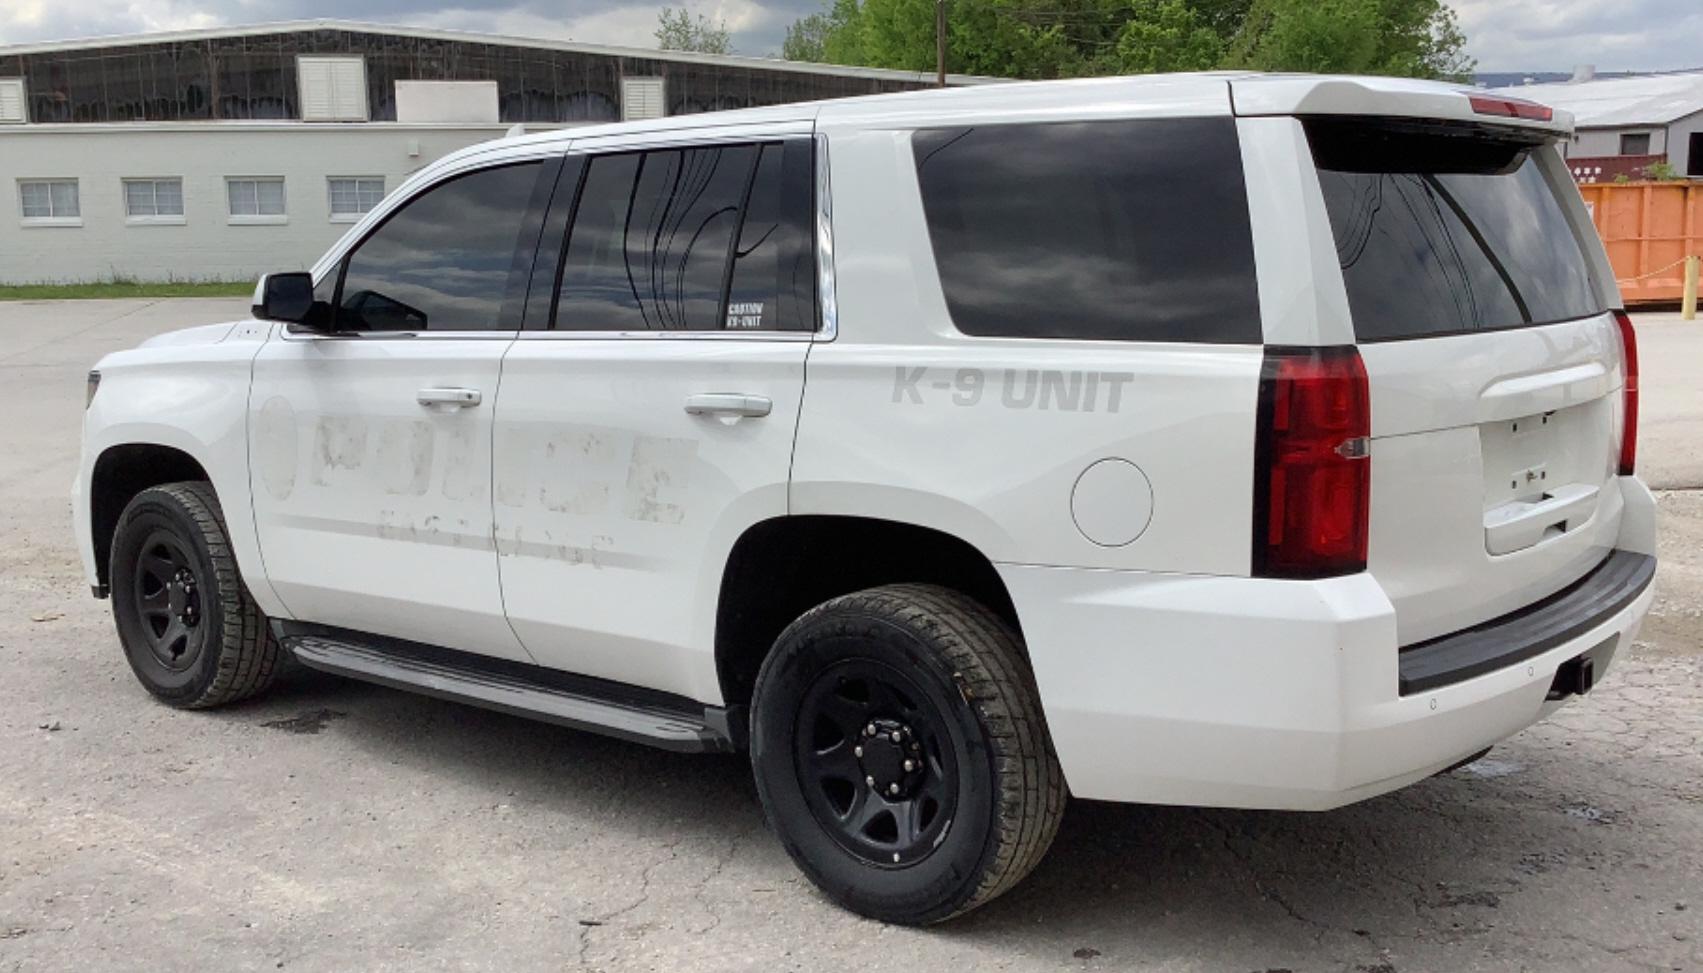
[0,0,1700,72]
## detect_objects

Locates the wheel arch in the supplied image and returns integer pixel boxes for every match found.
[89,442,214,591]
[713,514,1023,711]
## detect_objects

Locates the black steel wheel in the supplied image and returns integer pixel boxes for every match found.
[109,482,281,708]
[129,528,209,673]
[794,658,961,869]
[751,584,1065,924]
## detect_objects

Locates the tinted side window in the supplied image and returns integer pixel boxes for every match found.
[912,118,1261,343]
[337,162,542,332]
[725,141,817,331]
[555,145,757,331]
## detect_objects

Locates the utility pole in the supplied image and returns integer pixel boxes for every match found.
[936,0,946,87]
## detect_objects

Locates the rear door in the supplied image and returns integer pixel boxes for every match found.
[492,132,816,704]
[1278,109,1626,643]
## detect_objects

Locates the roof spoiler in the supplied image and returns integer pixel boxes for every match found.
[1229,76,1574,135]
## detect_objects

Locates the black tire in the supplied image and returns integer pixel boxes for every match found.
[749,583,1064,924]
[109,481,281,708]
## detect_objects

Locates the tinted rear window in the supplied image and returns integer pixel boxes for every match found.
[1307,118,1604,342]
[912,118,1261,343]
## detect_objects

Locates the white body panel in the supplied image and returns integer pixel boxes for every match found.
[75,72,1657,813]
[797,79,1260,574]
[493,335,806,702]
[74,319,285,615]
[247,333,532,660]
[1359,318,1626,644]
[1013,477,1655,809]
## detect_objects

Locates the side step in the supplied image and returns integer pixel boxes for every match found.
[279,627,736,754]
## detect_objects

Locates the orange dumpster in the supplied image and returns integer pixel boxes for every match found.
[1576,181,1703,305]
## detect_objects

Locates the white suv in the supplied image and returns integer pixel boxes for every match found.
[74,73,1657,924]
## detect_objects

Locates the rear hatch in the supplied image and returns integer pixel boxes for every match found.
[1303,114,1628,644]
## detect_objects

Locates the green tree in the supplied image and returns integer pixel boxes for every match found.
[784,13,831,60]
[1110,0,1224,74]
[1228,0,1472,80]
[655,6,733,54]
[781,0,1472,81]
[785,0,871,64]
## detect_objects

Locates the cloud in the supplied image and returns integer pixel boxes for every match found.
[0,0,1694,72]
[1452,0,1703,72]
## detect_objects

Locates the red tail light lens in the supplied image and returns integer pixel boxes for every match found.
[1614,311,1638,476]
[1253,346,1371,579]
[1468,94,1555,122]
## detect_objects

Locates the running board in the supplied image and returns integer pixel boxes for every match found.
[279,628,737,754]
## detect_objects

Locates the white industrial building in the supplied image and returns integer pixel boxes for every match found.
[1497,69,1703,182]
[0,21,976,285]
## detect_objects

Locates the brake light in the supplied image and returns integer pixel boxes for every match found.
[1614,311,1638,476]
[1468,94,1555,122]
[1253,347,1371,578]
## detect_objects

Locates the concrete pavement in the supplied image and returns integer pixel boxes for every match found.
[0,298,1699,973]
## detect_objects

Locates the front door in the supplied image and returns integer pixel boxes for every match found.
[493,136,818,702]
[249,159,553,660]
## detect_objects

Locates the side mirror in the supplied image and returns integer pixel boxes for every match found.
[251,272,318,326]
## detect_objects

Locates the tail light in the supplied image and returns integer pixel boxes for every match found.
[1253,346,1371,578]
[1468,94,1555,122]
[1614,311,1638,476]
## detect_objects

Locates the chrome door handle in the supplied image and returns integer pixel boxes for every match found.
[417,387,482,409]
[684,393,772,418]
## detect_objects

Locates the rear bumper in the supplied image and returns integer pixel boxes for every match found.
[1398,549,1653,695]
[1001,476,1658,811]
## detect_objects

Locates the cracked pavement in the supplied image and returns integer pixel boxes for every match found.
[1,300,1700,972]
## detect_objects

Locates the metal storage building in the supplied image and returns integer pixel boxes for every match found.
[1495,70,1703,182]
[0,21,981,285]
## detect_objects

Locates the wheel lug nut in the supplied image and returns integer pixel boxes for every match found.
[892,852,900,863]
[887,783,900,795]
[866,775,876,788]
[854,746,863,758]
[903,759,915,772]
[865,723,877,737]
[889,731,901,743]
[910,743,921,752]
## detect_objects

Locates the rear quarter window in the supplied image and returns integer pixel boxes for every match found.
[1306,117,1604,342]
[912,117,1262,343]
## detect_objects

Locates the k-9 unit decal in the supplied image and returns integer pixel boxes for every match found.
[892,367,1135,413]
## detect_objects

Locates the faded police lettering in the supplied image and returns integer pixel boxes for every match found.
[891,367,1134,413]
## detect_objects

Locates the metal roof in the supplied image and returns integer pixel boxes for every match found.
[0,18,997,86]
[1492,70,1703,128]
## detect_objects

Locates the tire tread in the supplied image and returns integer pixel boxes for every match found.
[772,583,1065,922]
[113,481,280,708]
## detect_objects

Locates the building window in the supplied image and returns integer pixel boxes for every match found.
[328,177,385,221]
[123,178,185,224]
[18,179,80,225]
[621,77,666,121]
[1620,132,1653,155]
[0,78,24,124]
[227,177,286,224]
[298,56,368,122]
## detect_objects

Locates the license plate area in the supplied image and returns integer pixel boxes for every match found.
[1484,410,1566,503]
[1479,402,1612,555]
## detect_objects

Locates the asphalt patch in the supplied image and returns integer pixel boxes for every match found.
[260,708,348,735]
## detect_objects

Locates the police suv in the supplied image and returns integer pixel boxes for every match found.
[75,73,1657,924]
